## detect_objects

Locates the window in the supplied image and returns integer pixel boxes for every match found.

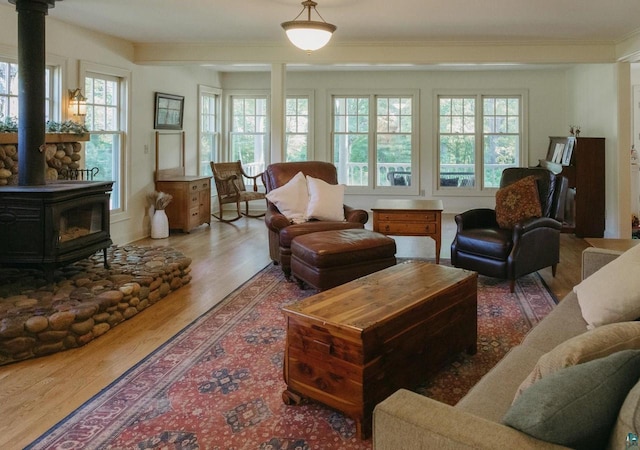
[229,95,268,178]
[0,60,54,121]
[376,96,413,187]
[83,72,125,210]
[285,96,309,162]
[332,92,417,190]
[199,86,220,177]
[437,93,524,191]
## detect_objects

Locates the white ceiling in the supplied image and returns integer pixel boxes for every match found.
[47,0,640,46]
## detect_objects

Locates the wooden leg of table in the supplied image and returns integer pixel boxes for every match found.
[432,236,441,264]
[282,389,305,405]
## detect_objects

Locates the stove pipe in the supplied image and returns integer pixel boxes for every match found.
[8,0,59,186]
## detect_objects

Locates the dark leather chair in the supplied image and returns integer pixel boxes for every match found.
[263,161,369,279]
[451,167,568,293]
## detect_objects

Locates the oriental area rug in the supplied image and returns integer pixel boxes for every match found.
[28,261,557,450]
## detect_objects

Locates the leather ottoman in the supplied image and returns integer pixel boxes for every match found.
[290,229,397,291]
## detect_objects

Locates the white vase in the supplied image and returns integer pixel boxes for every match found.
[151,209,169,239]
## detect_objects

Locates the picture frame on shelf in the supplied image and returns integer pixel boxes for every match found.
[547,136,576,166]
[154,92,184,130]
[561,137,576,166]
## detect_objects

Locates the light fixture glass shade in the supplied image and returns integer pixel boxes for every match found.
[281,1,336,52]
[283,24,335,51]
[68,88,87,116]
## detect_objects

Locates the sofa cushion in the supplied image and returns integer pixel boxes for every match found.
[306,175,346,221]
[457,345,545,423]
[516,321,640,399]
[502,349,640,450]
[495,175,542,229]
[265,171,309,223]
[573,243,640,329]
[520,292,587,353]
[608,379,640,450]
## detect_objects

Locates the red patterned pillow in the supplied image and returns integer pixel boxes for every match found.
[495,175,542,229]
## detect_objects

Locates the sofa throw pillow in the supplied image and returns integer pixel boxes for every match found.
[494,175,542,229]
[305,175,346,222]
[515,321,640,400]
[265,171,309,223]
[574,243,640,329]
[503,349,640,450]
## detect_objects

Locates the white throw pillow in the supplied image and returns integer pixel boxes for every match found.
[265,171,309,223]
[574,243,640,329]
[305,175,346,221]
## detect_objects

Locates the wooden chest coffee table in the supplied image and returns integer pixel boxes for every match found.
[281,261,478,439]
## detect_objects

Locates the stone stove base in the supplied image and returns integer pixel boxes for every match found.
[0,244,192,365]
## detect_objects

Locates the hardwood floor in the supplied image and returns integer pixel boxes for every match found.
[0,214,589,449]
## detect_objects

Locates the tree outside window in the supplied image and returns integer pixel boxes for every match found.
[84,72,123,210]
[285,96,309,162]
[438,94,522,190]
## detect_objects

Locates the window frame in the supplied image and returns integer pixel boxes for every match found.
[198,84,221,177]
[434,89,528,196]
[0,55,59,122]
[285,90,314,162]
[80,61,130,216]
[329,89,419,195]
[225,90,270,179]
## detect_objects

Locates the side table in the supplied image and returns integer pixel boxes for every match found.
[372,199,444,263]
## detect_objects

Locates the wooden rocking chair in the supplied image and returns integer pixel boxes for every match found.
[210,161,266,222]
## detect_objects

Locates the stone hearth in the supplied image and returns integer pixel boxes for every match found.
[0,244,192,365]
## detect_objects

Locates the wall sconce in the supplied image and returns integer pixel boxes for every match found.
[68,88,87,117]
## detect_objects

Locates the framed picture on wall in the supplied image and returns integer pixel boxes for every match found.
[154,92,184,130]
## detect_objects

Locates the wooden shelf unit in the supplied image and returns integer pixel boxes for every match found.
[557,137,605,238]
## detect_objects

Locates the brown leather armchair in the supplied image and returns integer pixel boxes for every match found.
[451,167,568,292]
[263,161,369,278]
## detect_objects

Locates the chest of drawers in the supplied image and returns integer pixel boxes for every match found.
[155,176,211,233]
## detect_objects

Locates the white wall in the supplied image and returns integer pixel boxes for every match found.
[0,5,221,245]
[221,68,569,213]
[566,64,626,237]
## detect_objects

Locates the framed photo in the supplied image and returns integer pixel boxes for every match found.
[154,92,184,130]
[547,136,576,166]
[561,137,576,166]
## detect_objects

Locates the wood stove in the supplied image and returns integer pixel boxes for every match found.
[0,181,113,276]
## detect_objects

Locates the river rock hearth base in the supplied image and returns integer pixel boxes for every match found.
[0,245,192,366]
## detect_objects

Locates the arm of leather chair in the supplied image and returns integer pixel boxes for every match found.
[513,216,562,234]
[511,216,562,247]
[344,205,369,224]
[264,205,291,233]
[455,208,498,230]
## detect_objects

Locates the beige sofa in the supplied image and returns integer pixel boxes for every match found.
[373,247,633,450]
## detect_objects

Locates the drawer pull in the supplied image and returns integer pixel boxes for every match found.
[191,185,198,190]
[384,224,390,232]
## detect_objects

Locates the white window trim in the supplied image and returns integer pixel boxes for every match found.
[79,61,131,219]
[198,84,222,174]
[433,88,529,197]
[328,88,420,195]
[224,90,271,164]
[0,47,65,122]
